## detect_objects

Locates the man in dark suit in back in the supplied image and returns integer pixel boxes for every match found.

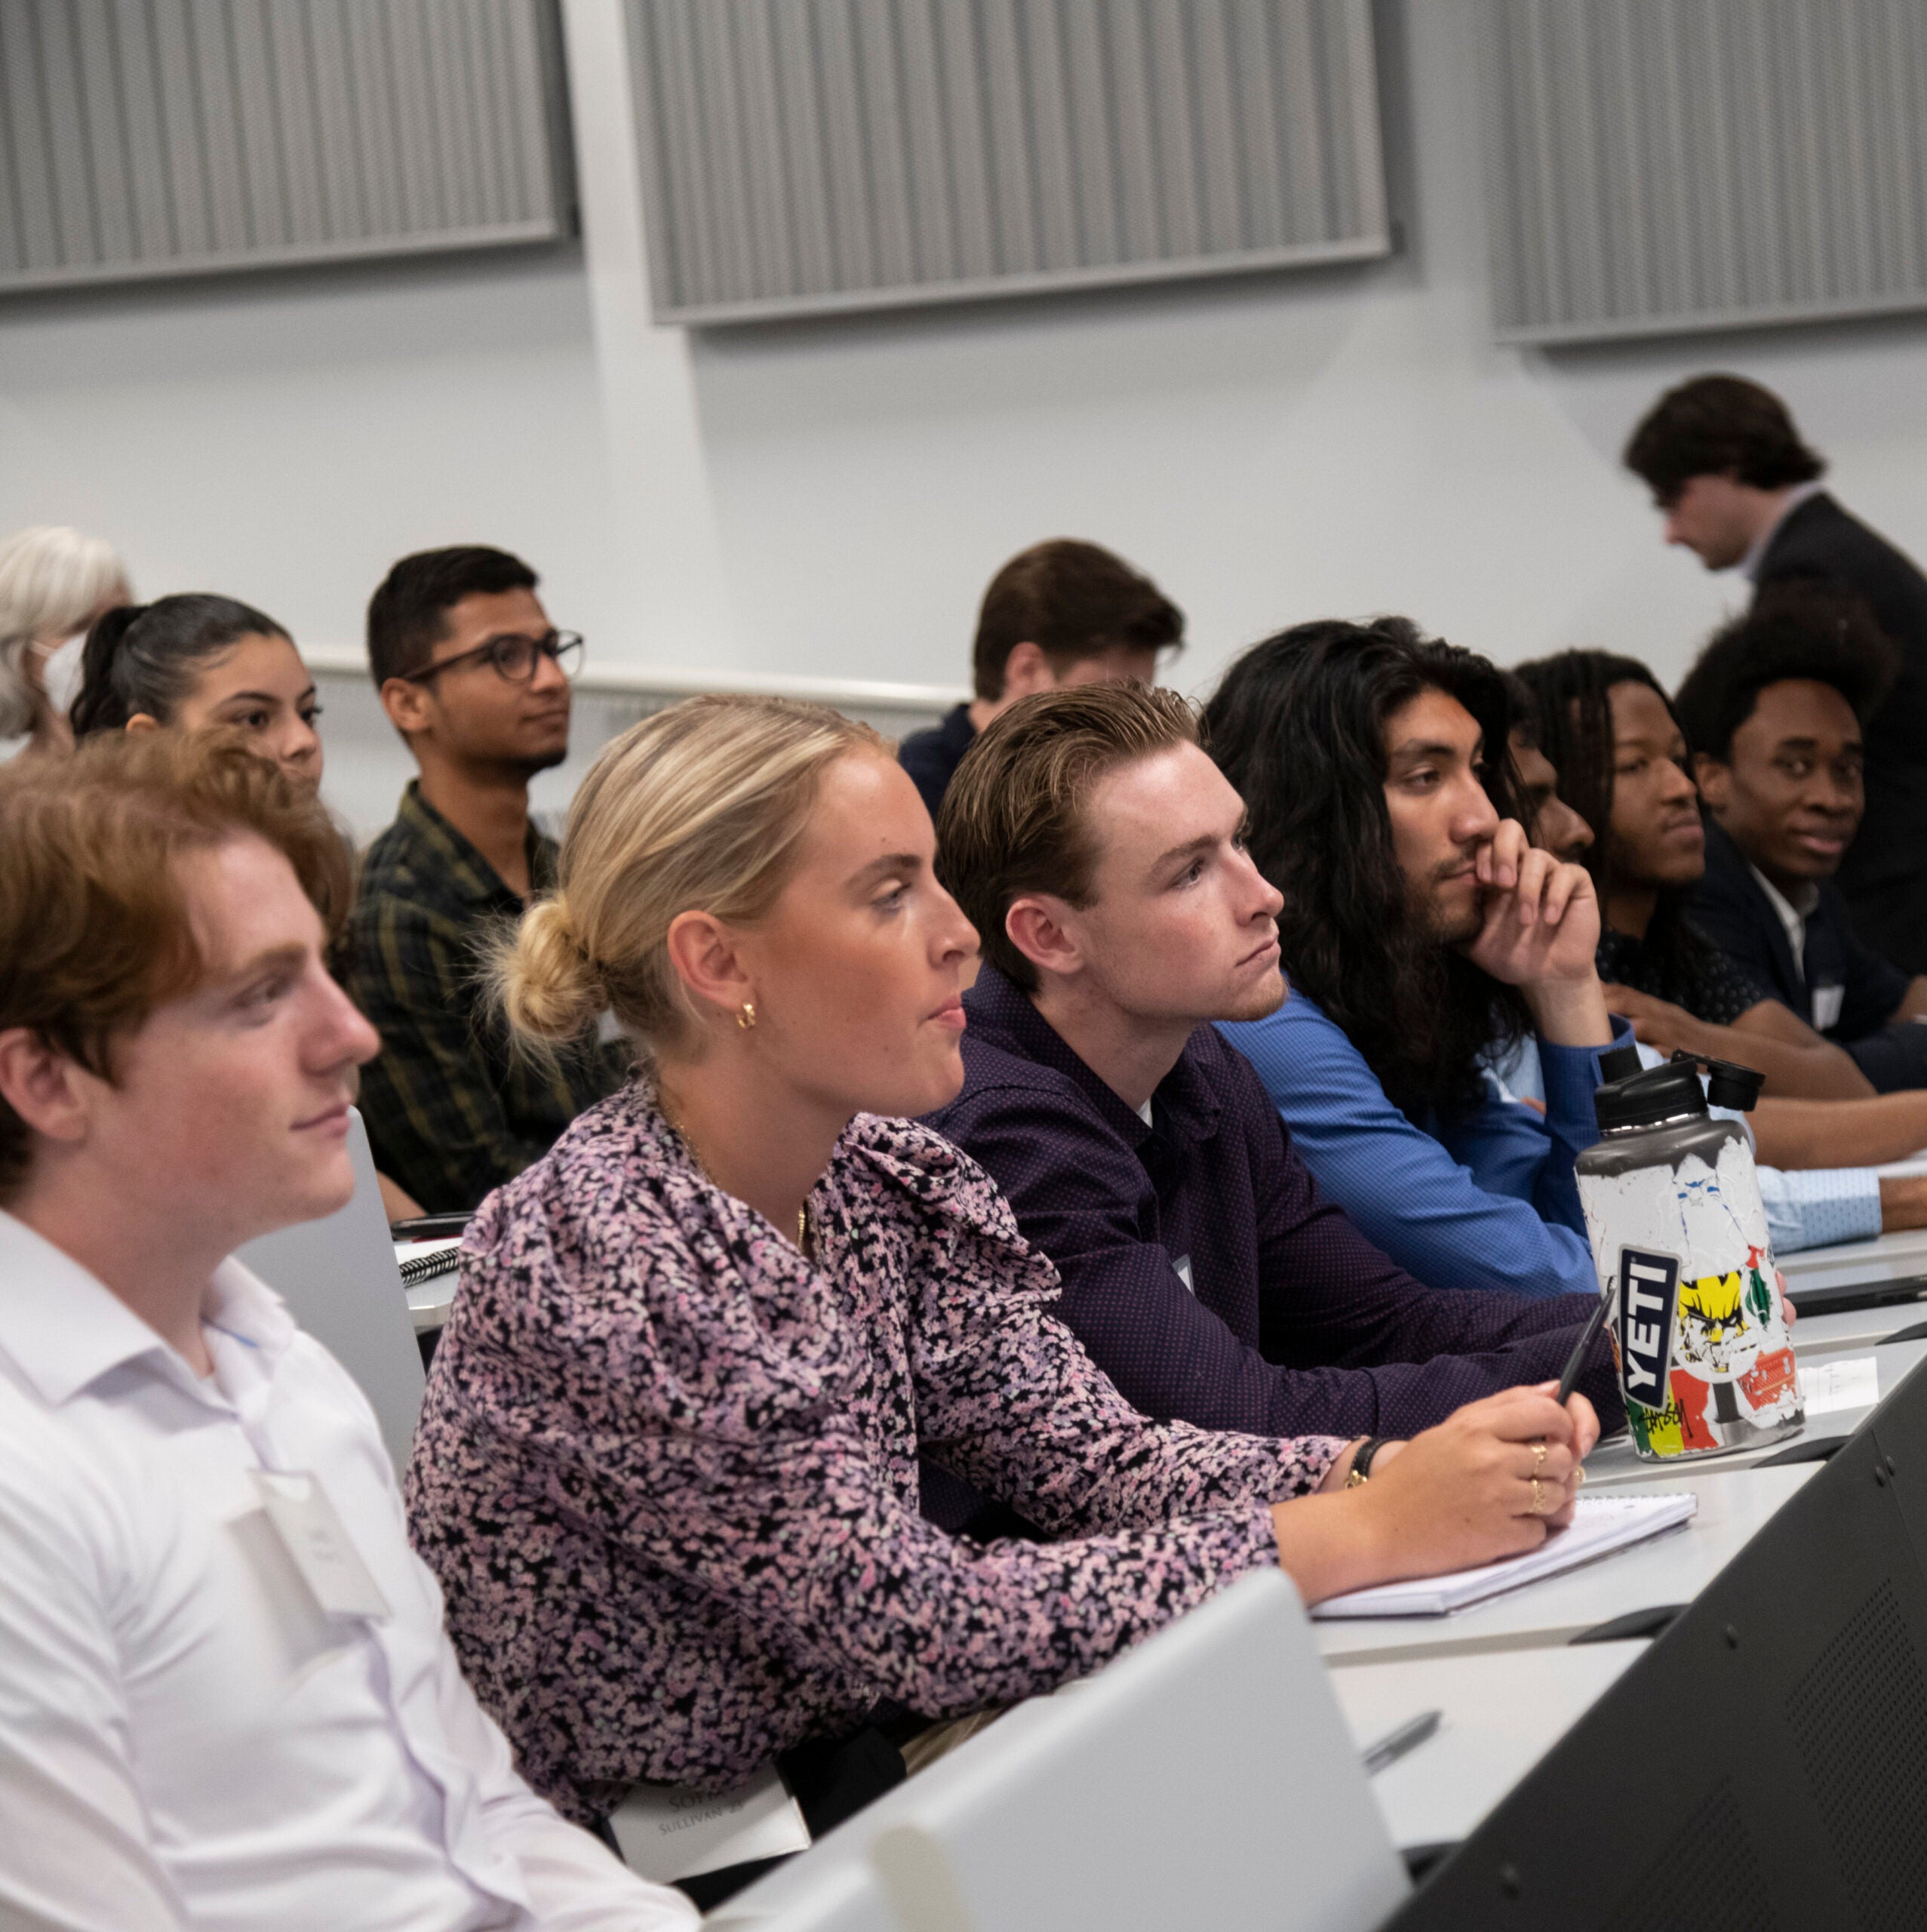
[1625,374,1927,971]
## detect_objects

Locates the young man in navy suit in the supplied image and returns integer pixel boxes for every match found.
[1677,589,1927,1091]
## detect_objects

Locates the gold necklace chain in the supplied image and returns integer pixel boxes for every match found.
[660,1089,810,1255]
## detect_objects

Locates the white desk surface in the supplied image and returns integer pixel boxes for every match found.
[1778,1223,1927,1297]
[1582,1334,1927,1487]
[406,1274,459,1334]
[1331,1641,1647,1851]
[1317,1312,1927,1854]
[1791,1300,1927,1358]
[1315,1462,1815,1664]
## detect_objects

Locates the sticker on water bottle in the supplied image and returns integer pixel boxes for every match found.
[1615,1247,1681,1412]
[1580,1140,1800,1461]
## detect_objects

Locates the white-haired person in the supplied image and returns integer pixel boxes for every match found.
[404,693,1598,1906]
[0,524,130,758]
[0,730,696,1930]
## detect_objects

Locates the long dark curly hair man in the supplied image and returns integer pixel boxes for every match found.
[1204,617,1533,1124]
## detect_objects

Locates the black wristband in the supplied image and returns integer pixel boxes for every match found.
[1351,1436,1388,1482]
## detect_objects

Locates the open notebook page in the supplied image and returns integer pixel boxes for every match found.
[1311,1491,1697,1619]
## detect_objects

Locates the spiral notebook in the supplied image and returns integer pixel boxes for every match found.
[393,1237,463,1288]
[1311,1491,1698,1619]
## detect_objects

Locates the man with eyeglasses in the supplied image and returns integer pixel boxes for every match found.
[347,546,625,1212]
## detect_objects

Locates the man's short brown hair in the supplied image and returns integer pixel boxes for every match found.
[971,539,1184,702]
[938,681,1200,990]
[0,731,351,1195]
[1623,374,1826,506]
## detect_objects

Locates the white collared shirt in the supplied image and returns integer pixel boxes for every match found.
[1748,863,1846,1029]
[0,1211,695,1932]
[1738,479,1825,581]
[1750,862,1818,980]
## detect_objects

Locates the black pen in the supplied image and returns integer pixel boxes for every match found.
[1557,1290,1614,1405]
[1362,1709,1441,1777]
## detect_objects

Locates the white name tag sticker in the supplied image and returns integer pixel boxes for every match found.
[250,1471,390,1622]
[610,1763,811,1883]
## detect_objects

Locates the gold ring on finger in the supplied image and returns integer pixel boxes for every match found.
[1530,1476,1544,1515]
[1532,1441,1547,1475]
[1572,1466,1586,1490]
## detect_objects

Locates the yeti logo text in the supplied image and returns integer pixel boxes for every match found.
[1616,1247,1681,1411]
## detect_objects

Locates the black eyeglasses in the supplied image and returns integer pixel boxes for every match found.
[402,629,585,685]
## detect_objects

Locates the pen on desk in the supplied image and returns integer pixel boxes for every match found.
[1361,1709,1440,1777]
[1557,1291,1614,1407]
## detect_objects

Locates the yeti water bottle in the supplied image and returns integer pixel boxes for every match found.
[1575,1046,1803,1463]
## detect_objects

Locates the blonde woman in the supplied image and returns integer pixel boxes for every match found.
[405,695,1596,1894]
[0,525,131,757]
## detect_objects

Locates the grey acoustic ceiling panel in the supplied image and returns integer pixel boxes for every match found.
[1482,0,1927,344]
[0,0,573,294]
[626,0,1389,325]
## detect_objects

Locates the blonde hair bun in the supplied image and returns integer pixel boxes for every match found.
[501,895,605,1043]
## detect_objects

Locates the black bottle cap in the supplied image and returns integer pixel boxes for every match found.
[1597,1043,1643,1085]
[1703,1058,1767,1111]
[1594,1060,1708,1132]
[1592,1048,1765,1131]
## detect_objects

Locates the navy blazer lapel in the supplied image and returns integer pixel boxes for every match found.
[1704,823,1804,1010]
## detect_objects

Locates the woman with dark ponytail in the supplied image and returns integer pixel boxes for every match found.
[71,594,423,1218]
[71,593,322,786]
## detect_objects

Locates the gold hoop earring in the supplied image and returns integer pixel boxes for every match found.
[737,1001,758,1031]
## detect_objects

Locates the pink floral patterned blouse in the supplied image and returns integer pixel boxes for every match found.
[404,1081,1341,1822]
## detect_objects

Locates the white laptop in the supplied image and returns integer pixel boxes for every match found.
[708,1567,1410,1932]
[235,1107,426,1472]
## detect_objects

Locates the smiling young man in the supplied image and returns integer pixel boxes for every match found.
[1514,648,1873,1102]
[1201,620,1621,1305]
[924,682,1619,1476]
[1677,591,1927,1092]
[0,731,693,1930]
[349,546,625,1212]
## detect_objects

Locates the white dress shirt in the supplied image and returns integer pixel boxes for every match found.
[1748,863,1847,1031]
[0,1211,696,1932]
[1749,861,1816,980]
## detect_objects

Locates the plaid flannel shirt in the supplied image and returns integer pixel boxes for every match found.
[345,782,627,1213]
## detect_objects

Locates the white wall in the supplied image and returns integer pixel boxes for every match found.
[684,0,1927,696]
[7,0,1927,827]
